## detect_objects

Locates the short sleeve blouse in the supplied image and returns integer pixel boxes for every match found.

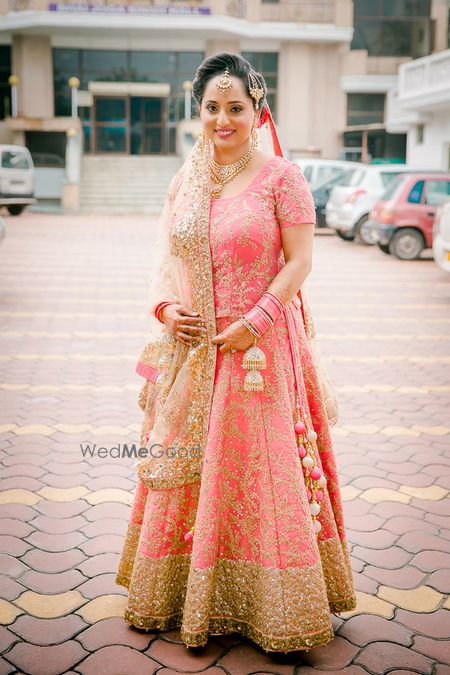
[273,162,316,228]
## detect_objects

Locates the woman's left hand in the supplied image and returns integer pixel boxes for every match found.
[211,320,255,353]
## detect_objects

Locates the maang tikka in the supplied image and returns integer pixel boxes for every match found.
[216,67,232,95]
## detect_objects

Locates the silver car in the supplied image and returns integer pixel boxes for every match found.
[0,145,37,216]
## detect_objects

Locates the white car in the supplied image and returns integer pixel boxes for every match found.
[432,200,450,272]
[292,158,362,191]
[325,164,415,245]
[0,145,36,216]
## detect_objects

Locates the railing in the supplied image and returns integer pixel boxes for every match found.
[398,48,450,106]
[260,0,335,24]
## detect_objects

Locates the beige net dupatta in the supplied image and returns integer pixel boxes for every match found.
[135,136,218,490]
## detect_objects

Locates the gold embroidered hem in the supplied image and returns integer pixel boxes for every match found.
[115,536,357,653]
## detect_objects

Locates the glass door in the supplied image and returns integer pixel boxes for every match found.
[130,97,167,155]
[93,96,129,154]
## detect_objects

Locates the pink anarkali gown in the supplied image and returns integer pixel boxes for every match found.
[116,156,357,652]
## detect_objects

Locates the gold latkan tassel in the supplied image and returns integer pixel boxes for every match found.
[242,338,266,391]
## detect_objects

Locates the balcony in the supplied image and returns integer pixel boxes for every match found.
[397,48,450,111]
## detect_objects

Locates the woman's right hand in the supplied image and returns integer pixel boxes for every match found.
[160,304,207,346]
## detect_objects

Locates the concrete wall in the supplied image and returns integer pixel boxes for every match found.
[406,110,450,170]
[278,42,346,159]
[12,35,54,118]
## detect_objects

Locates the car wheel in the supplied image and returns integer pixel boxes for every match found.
[355,215,376,245]
[389,228,424,260]
[336,230,355,242]
[377,242,391,254]
[7,205,26,216]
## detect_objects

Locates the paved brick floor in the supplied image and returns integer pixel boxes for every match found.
[0,211,449,675]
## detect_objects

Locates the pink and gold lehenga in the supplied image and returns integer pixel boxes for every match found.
[115,128,357,652]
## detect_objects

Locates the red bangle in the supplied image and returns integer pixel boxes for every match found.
[154,301,173,323]
[242,291,284,338]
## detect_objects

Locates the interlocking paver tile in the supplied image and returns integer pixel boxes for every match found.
[0,577,25,602]
[75,594,126,623]
[0,626,20,653]
[4,640,89,675]
[19,569,87,594]
[355,641,434,673]
[76,574,127,599]
[21,548,86,573]
[377,585,444,612]
[76,645,160,675]
[9,614,87,645]
[395,609,450,639]
[14,590,87,618]
[337,614,413,647]
[340,591,395,619]
[25,530,87,552]
[32,499,90,518]
[76,617,155,651]
[0,598,23,624]
[76,553,120,578]
[413,635,450,666]
[2,215,450,672]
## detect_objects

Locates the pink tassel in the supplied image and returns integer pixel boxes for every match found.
[184,526,195,542]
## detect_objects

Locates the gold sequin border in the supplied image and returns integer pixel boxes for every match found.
[115,536,357,653]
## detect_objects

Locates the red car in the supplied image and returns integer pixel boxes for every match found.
[367,172,450,259]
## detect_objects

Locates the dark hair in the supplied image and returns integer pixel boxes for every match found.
[192,52,267,112]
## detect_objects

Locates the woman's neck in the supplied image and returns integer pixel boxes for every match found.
[213,139,252,165]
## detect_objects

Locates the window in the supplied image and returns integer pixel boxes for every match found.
[316,166,349,187]
[340,169,366,186]
[416,124,424,143]
[25,131,66,167]
[381,174,403,199]
[408,180,424,203]
[0,45,11,120]
[241,51,278,119]
[302,165,312,182]
[1,150,30,170]
[425,180,450,206]
[53,49,204,153]
[380,171,404,187]
[352,0,433,57]
[347,94,385,126]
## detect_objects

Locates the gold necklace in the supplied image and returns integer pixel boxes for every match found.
[209,146,254,198]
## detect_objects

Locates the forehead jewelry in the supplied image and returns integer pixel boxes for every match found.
[248,70,264,110]
[216,67,232,96]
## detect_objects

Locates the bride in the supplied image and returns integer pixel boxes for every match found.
[116,51,357,653]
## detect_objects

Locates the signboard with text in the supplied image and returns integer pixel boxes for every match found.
[48,3,211,14]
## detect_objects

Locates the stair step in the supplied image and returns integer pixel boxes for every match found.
[79,155,182,213]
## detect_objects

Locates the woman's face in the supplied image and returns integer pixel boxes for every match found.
[199,74,257,151]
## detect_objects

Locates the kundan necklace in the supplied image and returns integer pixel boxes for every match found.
[209,145,254,199]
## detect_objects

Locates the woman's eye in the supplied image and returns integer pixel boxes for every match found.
[206,105,242,113]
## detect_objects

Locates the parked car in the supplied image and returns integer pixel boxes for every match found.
[325,164,416,245]
[0,215,5,243]
[311,169,359,227]
[367,172,450,260]
[0,145,36,216]
[432,201,450,272]
[293,158,362,191]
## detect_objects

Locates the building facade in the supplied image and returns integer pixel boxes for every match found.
[0,0,448,209]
